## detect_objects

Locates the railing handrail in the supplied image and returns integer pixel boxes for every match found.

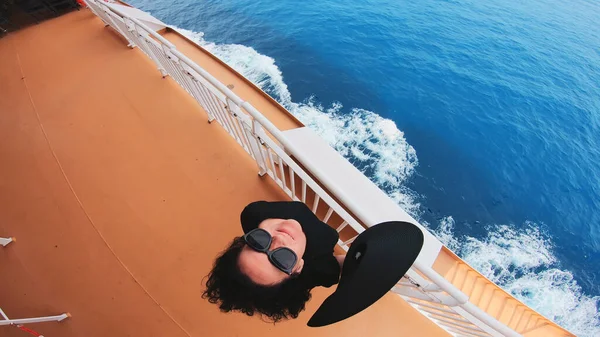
[128,17,175,48]
[85,2,571,336]
[169,49,245,106]
[172,34,521,335]
[169,27,522,337]
[172,47,524,335]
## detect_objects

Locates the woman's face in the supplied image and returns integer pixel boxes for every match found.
[237,219,307,285]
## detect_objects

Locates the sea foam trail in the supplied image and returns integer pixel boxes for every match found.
[175,27,599,336]
[175,28,420,215]
[436,217,600,336]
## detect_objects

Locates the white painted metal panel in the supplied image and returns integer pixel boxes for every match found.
[282,126,443,267]
[104,3,166,32]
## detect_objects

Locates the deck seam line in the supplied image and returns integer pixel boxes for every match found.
[13,39,193,337]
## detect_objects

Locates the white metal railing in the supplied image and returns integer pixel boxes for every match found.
[84,2,543,336]
[1,237,71,327]
[0,236,14,246]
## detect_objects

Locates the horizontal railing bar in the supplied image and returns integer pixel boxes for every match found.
[432,316,481,331]
[407,299,459,315]
[0,313,70,326]
[421,308,472,324]
[447,327,491,337]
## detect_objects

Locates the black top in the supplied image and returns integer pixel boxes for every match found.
[241,201,341,288]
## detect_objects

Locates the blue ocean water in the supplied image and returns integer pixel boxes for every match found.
[127,0,600,334]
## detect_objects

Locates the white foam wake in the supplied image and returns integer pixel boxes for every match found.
[175,28,420,214]
[175,27,598,335]
[435,217,600,336]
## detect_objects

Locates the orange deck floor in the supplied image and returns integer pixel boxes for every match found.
[0,10,448,337]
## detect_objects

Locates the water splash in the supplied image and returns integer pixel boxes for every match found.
[175,28,420,214]
[434,217,600,336]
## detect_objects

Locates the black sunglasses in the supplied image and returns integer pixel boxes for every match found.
[242,228,298,275]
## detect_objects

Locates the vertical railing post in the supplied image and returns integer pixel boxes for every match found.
[98,3,134,47]
[191,77,217,122]
[118,16,137,48]
[130,22,169,77]
[170,49,200,96]
[87,0,111,26]
[181,65,217,122]
[247,120,268,176]
[83,0,104,22]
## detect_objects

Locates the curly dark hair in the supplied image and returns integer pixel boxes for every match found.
[202,237,312,322]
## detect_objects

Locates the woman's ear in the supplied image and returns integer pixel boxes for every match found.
[294,258,305,274]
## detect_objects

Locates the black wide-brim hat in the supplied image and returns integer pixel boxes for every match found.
[307,221,424,327]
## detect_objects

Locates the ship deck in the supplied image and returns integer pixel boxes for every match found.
[0,10,448,337]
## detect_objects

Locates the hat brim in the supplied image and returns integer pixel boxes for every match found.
[307,221,424,327]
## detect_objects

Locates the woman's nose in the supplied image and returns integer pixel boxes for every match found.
[270,235,286,248]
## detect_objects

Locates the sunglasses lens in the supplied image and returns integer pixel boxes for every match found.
[272,248,297,271]
[246,229,271,251]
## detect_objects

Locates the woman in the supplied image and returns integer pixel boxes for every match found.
[203,200,344,322]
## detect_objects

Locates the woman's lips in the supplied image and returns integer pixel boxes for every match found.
[277,227,296,241]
